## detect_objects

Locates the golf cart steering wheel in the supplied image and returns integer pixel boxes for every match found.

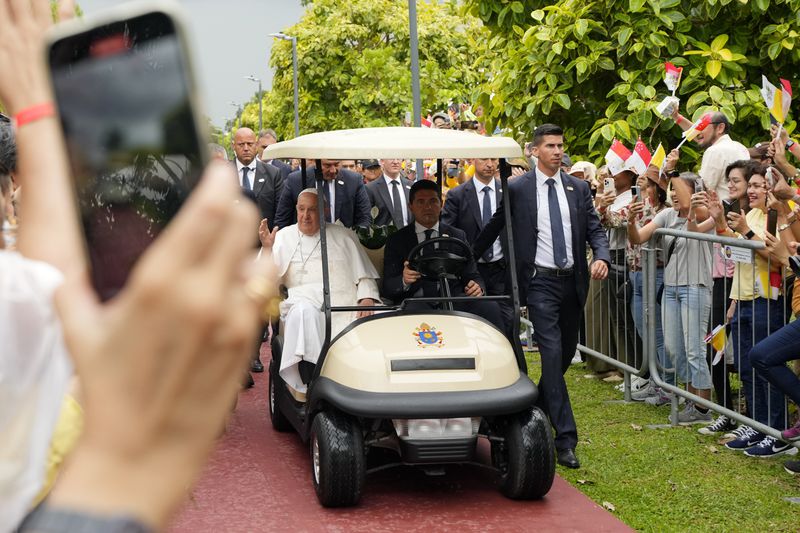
[407,236,471,280]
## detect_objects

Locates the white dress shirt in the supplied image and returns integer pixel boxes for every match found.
[235,158,257,189]
[384,174,409,226]
[415,221,439,243]
[472,178,503,262]
[699,134,750,202]
[534,167,574,269]
[321,179,336,223]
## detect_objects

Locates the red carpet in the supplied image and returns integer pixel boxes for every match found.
[170,352,632,532]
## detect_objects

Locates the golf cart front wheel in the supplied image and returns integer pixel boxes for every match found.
[310,410,365,507]
[493,406,556,500]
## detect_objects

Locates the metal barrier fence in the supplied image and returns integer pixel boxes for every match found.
[642,228,799,450]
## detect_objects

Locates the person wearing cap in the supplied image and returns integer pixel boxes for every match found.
[561,153,573,174]
[431,112,451,129]
[569,161,597,184]
[365,158,414,229]
[361,159,382,183]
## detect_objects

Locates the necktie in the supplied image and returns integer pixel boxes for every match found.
[390,180,405,228]
[422,228,436,296]
[241,167,251,191]
[481,186,494,262]
[424,228,434,241]
[546,178,568,268]
[323,181,332,222]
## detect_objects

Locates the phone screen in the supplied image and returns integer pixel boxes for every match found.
[49,12,205,300]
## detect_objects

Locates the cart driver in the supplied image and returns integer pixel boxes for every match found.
[259,188,381,394]
[382,180,507,334]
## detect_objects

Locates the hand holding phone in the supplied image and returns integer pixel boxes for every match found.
[47,5,208,300]
[630,185,641,202]
[603,177,615,195]
[767,208,779,237]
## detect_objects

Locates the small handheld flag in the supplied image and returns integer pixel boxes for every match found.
[605,139,633,176]
[761,76,792,139]
[664,62,683,96]
[624,139,652,175]
[650,143,667,173]
[677,112,713,148]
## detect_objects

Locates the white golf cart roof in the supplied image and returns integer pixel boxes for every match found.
[263,126,523,160]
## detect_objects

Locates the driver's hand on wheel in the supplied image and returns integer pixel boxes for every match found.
[464,280,483,297]
[403,260,421,286]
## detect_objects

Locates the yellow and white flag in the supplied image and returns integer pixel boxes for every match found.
[761,75,792,124]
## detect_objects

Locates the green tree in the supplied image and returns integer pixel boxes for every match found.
[237,0,492,140]
[465,0,800,164]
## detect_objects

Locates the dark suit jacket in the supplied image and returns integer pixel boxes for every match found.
[473,170,610,305]
[274,167,371,229]
[382,222,484,304]
[366,175,414,228]
[234,159,283,231]
[441,177,506,247]
[263,158,292,180]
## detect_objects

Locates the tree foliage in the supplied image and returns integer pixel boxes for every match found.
[237,0,492,141]
[464,0,800,164]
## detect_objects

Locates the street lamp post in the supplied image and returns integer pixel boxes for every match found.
[245,75,263,132]
[408,0,422,179]
[229,101,242,131]
[270,32,300,137]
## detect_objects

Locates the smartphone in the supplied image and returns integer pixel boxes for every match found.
[694,180,705,194]
[723,198,740,216]
[630,185,641,201]
[767,208,778,236]
[765,167,775,188]
[603,178,615,194]
[47,3,207,300]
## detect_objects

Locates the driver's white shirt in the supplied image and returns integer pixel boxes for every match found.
[414,221,439,243]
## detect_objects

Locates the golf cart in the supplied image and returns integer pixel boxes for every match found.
[262,127,555,507]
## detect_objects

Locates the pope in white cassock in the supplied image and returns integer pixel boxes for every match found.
[259,188,381,394]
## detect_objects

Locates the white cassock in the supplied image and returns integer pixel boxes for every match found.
[272,223,380,394]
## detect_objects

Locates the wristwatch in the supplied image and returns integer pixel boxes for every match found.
[744,229,755,239]
[667,169,680,178]
[778,223,792,233]
[786,139,796,150]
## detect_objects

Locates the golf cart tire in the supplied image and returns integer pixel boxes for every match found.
[268,367,291,432]
[310,410,365,507]
[495,407,555,500]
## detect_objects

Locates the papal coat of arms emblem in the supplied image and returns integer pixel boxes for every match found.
[413,322,444,348]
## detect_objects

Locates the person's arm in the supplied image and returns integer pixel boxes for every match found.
[352,180,372,228]
[671,106,692,133]
[0,0,84,277]
[43,164,277,531]
[381,234,411,302]
[582,185,610,279]
[440,186,460,227]
[273,177,296,229]
[472,194,506,258]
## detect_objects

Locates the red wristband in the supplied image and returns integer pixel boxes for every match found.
[13,102,56,129]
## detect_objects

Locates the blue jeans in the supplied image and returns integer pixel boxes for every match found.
[630,269,672,385]
[661,285,713,390]
[731,297,788,429]
[750,318,800,407]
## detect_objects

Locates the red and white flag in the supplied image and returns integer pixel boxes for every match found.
[605,139,632,176]
[625,139,652,175]
[420,115,433,128]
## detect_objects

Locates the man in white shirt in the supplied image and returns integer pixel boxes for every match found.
[259,188,380,394]
[366,158,414,228]
[671,111,749,200]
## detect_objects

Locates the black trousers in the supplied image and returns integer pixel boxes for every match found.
[527,271,581,451]
[477,259,513,336]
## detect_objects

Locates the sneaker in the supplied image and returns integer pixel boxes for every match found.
[698,414,737,436]
[725,426,764,450]
[644,388,672,406]
[743,435,800,458]
[785,460,800,475]
[631,381,659,401]
[780,420,800,442]
[669,402,713,425]
[723,424,751,440]
[615,376,650,393]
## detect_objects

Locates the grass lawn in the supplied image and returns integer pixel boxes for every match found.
[526,353,800,532]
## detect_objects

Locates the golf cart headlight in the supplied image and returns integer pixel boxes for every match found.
[393,418,480,439]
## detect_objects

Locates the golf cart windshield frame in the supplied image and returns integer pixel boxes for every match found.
[263,128,526,374]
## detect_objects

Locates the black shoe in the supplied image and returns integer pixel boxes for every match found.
[557,448,580,469]
[243,372,254,389]
[251,358,264,373]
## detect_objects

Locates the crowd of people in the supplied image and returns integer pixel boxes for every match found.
[2,1,800,531]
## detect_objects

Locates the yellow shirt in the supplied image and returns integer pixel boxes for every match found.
[32,395,83,507]
[729,209,776,301]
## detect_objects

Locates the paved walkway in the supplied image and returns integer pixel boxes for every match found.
[170,354,632,532]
